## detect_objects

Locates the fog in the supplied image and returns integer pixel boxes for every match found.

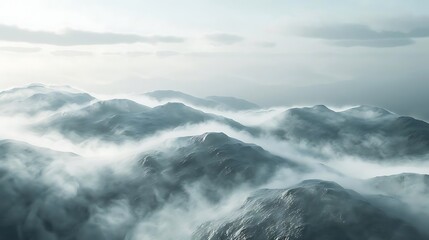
[0,84,428,239]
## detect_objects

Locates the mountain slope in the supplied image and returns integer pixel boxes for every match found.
[205,96,260,110]
[270,105,429,159]
[193,179,428,240]
[144,90,260,111]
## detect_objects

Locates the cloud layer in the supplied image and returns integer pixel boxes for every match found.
[0,24,185,46]
[0,46,41,53]
[205,33,244,45]
[298,23,429,47]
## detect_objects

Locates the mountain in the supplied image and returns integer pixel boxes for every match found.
[193,179,428,240]
[145,90,216,107]
[269,105,429,159]
[0,133,306,240]
[205,96,260,110]
[144,90,260,111]
[0,83,94,115]
[42,101,257,142]
[1,83,428,240]
[137,132,307,202]
[0,140,83,240]
[123,132,308,213]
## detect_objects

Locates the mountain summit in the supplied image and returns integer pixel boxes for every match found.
[144,90,260,111]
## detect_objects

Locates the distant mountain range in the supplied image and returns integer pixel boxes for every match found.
[144,90,260,111]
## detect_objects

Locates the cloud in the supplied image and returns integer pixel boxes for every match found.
[0,24,185,46]
[102,52,123,56]
[331,38,414,48]
[125,51,152,57]
[380,16,429,33]
[205,33,244,45]
[298,23,429,48]
[0,46,42,53]
[102,51,153,57]
[300,24,408,40]
[156,50,180,57]
[256,41,276,48]
[51,50,93,57]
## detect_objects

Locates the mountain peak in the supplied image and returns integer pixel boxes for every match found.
[342,105,393,118]
[284,105,336,118]
[206,96,260,110]
[154,102,189,110]
[192,132,232,145]
[90,99,149,112]
[144,90,200,101]
[145,90,259,111]
[27,83,47,88]
[298,179,344,189]
[312,104,330,110]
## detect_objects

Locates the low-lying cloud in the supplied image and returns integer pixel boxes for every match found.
[0,24,185,46]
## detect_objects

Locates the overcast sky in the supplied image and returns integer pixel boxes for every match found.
[0,0,428,119]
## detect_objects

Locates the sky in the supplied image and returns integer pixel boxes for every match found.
[0,0,428,120]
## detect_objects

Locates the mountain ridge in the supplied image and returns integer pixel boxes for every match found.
[144,89,260,111]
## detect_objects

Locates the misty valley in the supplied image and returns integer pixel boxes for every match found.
[0,83,429,240]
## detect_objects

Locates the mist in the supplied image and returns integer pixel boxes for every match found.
[0,83,428,240]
